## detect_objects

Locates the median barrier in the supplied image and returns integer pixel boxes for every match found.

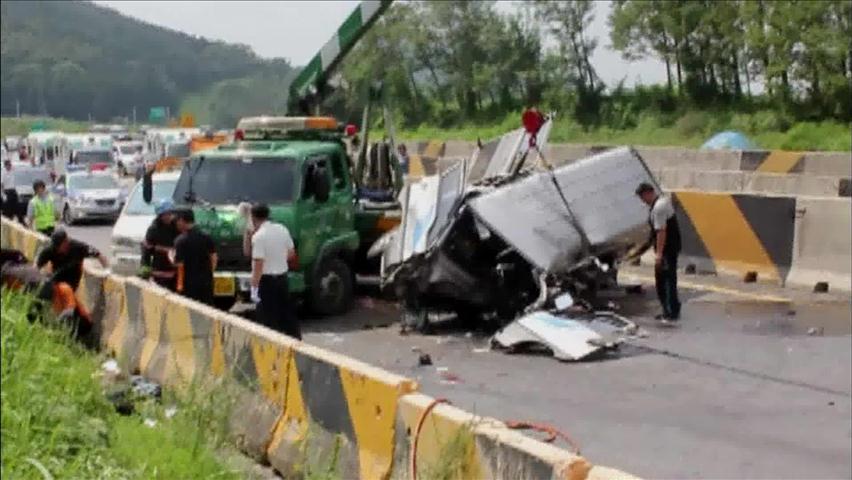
[787,197,852,292]
[393,392,595,480]
[799,152,852,176]
[2,216,638,479]
[657,169,850,197]
[672,191,796,283]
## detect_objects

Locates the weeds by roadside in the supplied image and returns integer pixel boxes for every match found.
[0,289,240,479]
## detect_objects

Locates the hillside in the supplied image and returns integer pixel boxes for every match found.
[0,0,292,125]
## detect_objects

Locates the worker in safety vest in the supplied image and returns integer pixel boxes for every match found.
[26,180,58,236]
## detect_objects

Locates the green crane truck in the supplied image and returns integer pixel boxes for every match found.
[143,1,403,314]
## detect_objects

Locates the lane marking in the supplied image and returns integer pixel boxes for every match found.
[620,272,791,303]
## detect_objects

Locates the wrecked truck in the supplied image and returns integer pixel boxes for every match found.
[369,121,659,332]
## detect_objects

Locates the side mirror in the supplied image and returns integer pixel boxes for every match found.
[142,165,153,204]
[313,166,331,203]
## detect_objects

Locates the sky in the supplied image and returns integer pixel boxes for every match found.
[93,0,667,88]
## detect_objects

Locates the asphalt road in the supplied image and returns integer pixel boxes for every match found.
[69,222,852,479]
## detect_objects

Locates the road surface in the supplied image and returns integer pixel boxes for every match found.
[67,221,852,479]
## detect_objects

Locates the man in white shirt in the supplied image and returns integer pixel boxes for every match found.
[250,203,300,339]
[635,182,682,324]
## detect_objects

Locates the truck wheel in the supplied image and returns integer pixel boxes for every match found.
[310,257,353,316]
[62,205,76,225]
[214,296,236,312]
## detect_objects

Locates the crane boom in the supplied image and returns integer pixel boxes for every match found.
[288,0,393,113]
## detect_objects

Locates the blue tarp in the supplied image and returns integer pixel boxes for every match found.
[700,131,758,150]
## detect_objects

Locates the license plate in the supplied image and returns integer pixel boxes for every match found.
[213,276,235,297]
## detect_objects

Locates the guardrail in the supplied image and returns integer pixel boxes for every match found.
[1,217,639,480]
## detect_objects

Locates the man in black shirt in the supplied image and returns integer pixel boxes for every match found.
[174,209,217,306]
[141,199,179,291]
[36,229,108,326]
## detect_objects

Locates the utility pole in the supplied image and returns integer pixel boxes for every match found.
[132,106,137,126]
[15,100,20,118]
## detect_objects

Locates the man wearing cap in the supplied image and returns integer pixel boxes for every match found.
[26,180,58,236]
[635,182,682,323]
[141,199,179,291]
[36,229,109,327]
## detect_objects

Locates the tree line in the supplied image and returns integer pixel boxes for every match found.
[331,0,851,130]
[0,1,292,123]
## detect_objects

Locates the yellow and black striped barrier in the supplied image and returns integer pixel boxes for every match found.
[673,191,797,284]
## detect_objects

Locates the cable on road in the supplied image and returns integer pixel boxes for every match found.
[410,397,450,480]
[505,420,582,455]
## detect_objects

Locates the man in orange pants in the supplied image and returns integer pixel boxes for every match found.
[36,230,108,329]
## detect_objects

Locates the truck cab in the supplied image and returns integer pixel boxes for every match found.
[151,116,401,314]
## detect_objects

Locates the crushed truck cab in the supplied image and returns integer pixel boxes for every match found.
[148,116,402,314]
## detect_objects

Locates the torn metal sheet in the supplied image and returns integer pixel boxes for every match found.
[427,159,466,247]
[468,116,555,183]
[492,311,627,361]
[468,147,655,273]
[401,175,440,259]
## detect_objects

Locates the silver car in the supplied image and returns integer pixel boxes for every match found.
[52,171,126,224]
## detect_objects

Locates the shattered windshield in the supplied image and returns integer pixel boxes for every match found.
[172,157,297,205]
[125,179,178,215]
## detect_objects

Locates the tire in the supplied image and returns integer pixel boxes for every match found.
[62,205,76,225]
[214,296,236,312]
[310,257,353,316]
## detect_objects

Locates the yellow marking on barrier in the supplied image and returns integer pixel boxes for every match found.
[250,337,288,406]
[77,274,91,314]
[676,191,780,281]
[620,272,791,303]
[756,150,803,173]
[408,154,425,178]
[104,278,129,355]
[163,301,196,384]
[423,140,444,158]
[24,234,38,261]
[211,320,227,377]
[138,289,166,375]
[339,369,411,480]
[268,351,308,454]
[397,397,484,479]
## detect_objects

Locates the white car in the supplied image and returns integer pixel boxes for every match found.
[110,171,179,276]
[113,140,144,176]
[52,171,127,225]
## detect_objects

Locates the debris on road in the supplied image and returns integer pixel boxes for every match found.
[370,113,658,337]
[492,311,637,361]
[417,353,433,366]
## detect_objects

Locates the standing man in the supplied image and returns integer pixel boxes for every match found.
[635,182,682,323]
[27,180,58,236]
[2,159,20,221]
[250,203,300,339]
[173,209,217,306]
[141,199,179,291]
[396,143,410,175]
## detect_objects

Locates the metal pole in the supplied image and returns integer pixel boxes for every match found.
[132,106,137,126]
[16,100,20,118]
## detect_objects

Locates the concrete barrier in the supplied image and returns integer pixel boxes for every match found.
[672,191,797,284]
[657,169,850,197]
[393,392,600,480]
[787,197,852,292]
[2,216,636,479]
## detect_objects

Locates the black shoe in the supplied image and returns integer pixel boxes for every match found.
[654,313,667,320]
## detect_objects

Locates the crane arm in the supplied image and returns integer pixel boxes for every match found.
[288,0,393,114]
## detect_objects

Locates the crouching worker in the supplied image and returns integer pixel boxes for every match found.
[34,230,109,339]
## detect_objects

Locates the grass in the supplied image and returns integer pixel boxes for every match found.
[1,116,92,139]
[0,289,243,479]
[389,110,851,152]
